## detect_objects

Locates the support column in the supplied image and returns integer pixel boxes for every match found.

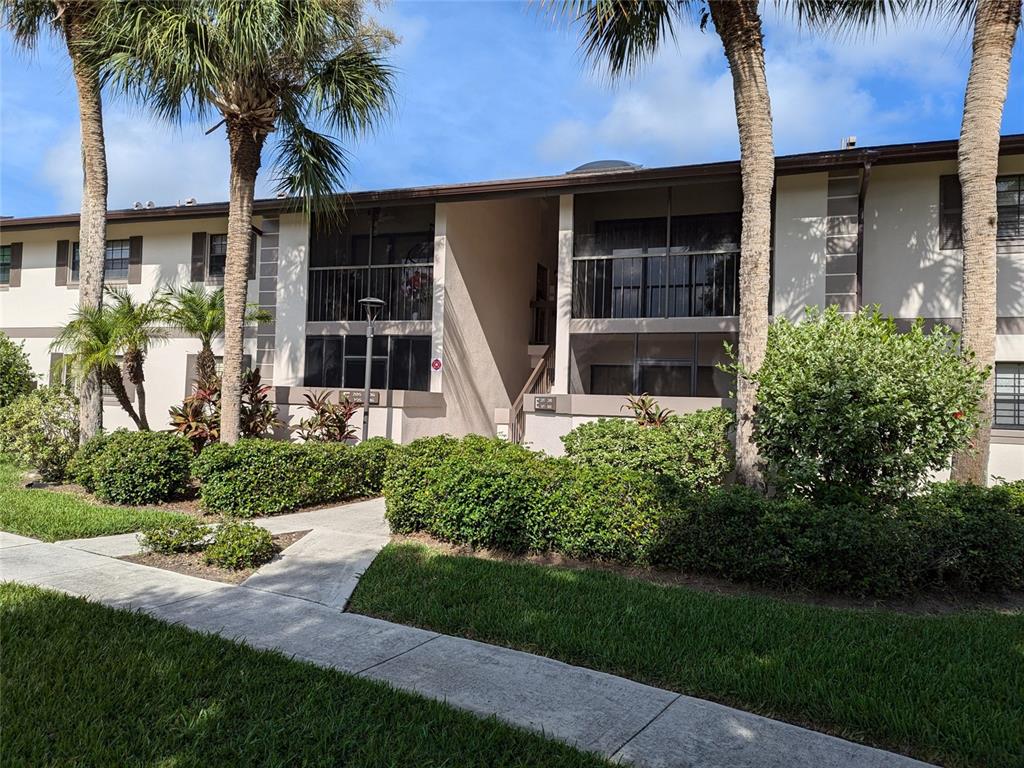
[430,205,447,393]
[553,194,573,394]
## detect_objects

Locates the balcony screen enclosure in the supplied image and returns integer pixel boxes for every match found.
[304,334,431,391]
[572,213,740,319]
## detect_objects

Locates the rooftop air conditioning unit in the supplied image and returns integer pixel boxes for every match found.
[184,197,197,206]
[841,136,857,150]
[132,201,143,210]
[145,200,155,209]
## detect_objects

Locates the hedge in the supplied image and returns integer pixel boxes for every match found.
[383,435,1024,598]
[192,438,394,517]
[69,430,192,505]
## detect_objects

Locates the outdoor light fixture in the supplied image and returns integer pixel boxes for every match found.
[358,296,386,442]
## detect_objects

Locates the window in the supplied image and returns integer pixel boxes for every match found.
[0,245,10,285]
[69,239,131,281]
[303,335,430,391]
[208,234,228,279]
[995,363,1024,428]
[940,174,1024,250]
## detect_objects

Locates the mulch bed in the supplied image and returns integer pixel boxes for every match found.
[394,532,1024,616]
[121,530,310,584]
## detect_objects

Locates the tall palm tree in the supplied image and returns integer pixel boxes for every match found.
[95,0,395,443]
[159,283,272,391]
[949,0,1020,484]
[3,0,110,443]
[106,286,166,430]
[551,0,774,487]
[51,304,143,430]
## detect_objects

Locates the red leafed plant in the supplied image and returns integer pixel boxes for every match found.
[293,391,358,442]
[169,368,280,452]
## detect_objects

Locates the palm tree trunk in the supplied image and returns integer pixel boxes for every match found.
[709,0,774,489]
[196,344,218,391]
[123,349,149,430]
[950,0,1020,485]
[220,120,264,444]
[66,17,108,445]
[102,367,142,430]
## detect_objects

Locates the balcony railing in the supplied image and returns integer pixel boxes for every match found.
[308,264,433,322]
[572,248,739,319]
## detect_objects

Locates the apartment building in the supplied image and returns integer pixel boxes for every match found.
[2,135,1023,479]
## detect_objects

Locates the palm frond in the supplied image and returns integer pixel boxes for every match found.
[1,0,55,49]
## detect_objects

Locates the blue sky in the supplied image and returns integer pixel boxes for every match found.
[2,1,1022,218]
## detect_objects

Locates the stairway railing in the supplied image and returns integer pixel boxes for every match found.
[509,346,553,445]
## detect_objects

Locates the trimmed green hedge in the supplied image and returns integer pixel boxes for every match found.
[384,435,1024,597]
[561,408,734,491]
[192,438,394,517]
[69,430,192,505]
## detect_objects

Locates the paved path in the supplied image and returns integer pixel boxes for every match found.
[1,503,932,768]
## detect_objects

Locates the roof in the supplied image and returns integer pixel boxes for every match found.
[4,133,1024,232]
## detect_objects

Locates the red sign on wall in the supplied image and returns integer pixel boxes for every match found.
[431,358,443,371]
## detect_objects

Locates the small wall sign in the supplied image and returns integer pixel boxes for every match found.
[431,358,443,371]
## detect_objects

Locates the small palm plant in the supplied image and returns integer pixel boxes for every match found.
[97,0,395,443]
[51,305,143,429]
[106,286,167,430]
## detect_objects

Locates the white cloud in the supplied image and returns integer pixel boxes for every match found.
[41,111,276,213]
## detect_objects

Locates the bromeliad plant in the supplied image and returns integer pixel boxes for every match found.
[293,391,358,442]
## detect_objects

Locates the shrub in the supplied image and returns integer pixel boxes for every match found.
[0,387,79,480]
[383,435,460,534]
[293,391,357,442]
[0,332,36,409]
[349,437,399,495]
[561,407,733,492]
[66,433,111,492]
[169,369,281,452]
[192,439,371,516]
[204,521,276,570]
[91,430,192,505]
[745,306,987,502]
[140,518,211,554]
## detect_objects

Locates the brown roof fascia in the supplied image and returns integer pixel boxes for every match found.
[4,134,1023,231]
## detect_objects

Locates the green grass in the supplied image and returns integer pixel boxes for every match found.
[0,462,191,542]
[350,542,1024,768]
[0,582,607,767]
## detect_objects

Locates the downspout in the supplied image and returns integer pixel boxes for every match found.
[855,153,877,309]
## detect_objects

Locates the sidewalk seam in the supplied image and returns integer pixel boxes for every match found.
[608,692,682,761]
[354,632,442,675]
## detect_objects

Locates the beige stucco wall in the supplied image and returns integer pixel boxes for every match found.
[773,172,829,321]
[438,196,554,436]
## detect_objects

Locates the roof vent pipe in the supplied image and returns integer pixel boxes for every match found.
[132,201,143,210]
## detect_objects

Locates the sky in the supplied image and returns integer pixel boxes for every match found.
[1,1,1023,219]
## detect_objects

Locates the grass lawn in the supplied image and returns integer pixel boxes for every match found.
[349,542,1024,768]
[0,462,191,542]
[0,582,607,767]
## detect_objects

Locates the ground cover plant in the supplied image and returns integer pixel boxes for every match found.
[0,462,189,542]
[0,583,608,768]
[350,542,1024,768]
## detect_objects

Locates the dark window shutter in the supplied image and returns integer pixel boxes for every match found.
[55,240,69,286]
[128,236,143,284]
[9,242,22,287]
[248,231,258,280]
[191,232,207,282]
[939,175,963,250]
[242,353,253,373]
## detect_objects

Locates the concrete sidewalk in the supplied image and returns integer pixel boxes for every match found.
[0,505,933,768]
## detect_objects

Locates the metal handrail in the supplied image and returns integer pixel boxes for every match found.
[509,346,553,445]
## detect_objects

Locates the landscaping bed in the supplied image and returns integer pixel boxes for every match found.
[349,541,1024,768]
[0,583,607,767]
[121,530,309,584]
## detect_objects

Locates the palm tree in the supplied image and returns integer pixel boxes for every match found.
[3,0,110,443]
[106,286,166,430]
[95,0,395,443]
[551,0,774,487]
[159,283,272,391]
[949,0,1020,484]
[51,305,143,430]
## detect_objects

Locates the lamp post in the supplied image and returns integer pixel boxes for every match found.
[357,296,385,442]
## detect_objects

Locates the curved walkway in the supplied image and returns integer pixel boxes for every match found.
[0,501,932,768]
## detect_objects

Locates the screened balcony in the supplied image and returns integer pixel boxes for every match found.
[572,193,742,320]
[307,205,434,322]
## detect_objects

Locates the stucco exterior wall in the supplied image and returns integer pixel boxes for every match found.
[773,172,828,321]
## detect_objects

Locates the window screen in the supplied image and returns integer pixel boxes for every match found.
[304,335,430,391]
[995,363,1024,428]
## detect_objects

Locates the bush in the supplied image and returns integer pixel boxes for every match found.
[561,407,733,492]
[90,430,192,505]
[349,437,399,495]
[140,518,211,554]
[204,521,276,570]
[383,435,1024,597]
[66,433,111,492]
[746,306,987,501]
[0,332,36,409]
[0,387,79,481]
[192,439,379,517]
